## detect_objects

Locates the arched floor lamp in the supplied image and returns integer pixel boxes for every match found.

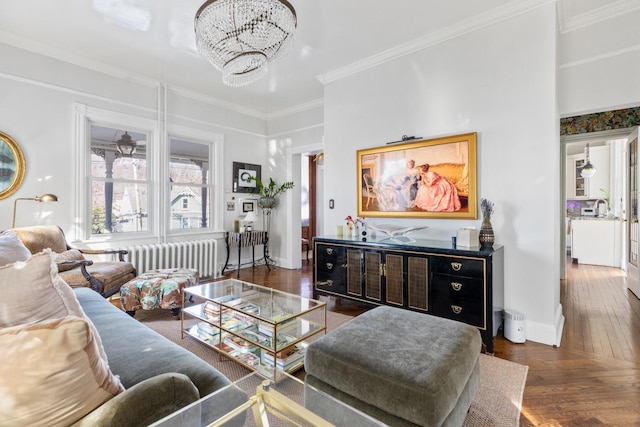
[12,194,58,228]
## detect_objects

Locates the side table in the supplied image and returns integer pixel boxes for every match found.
[222,230,269,277]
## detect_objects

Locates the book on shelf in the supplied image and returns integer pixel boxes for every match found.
[229,350,260,367]
[261,346,305,371]
[223,335,258,354]
[257,317,296,337]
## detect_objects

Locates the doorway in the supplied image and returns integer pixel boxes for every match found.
[561,127,636,283]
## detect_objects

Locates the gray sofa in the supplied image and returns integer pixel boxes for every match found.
[72,287,247,426]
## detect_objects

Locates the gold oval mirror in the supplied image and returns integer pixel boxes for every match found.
[0,131,26,200]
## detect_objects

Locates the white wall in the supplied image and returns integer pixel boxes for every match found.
[322,4,562,345]
[558,8,640,116]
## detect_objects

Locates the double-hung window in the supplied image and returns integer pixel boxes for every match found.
[74,103,222,242]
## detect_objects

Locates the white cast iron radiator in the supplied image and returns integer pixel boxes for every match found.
[124,240,217,278]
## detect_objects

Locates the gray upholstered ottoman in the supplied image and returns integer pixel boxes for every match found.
[304,306,481,427]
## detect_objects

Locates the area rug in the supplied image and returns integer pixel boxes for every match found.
[135,309,528,427]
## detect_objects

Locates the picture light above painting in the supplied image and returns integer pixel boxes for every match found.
[357,132,477,219]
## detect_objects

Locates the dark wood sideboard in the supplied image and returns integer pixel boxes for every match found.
[312,235,504,354]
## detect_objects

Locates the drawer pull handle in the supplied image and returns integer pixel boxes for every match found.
[451,305,463,314]
[326,263,334,270]
[451,282,463,291]
[451,262,463,271]
[317,280,333,286]
[326,248,334,255]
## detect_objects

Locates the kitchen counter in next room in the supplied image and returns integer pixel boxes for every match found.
[570,217,622,267]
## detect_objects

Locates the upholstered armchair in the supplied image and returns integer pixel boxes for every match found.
[11,225,136,298]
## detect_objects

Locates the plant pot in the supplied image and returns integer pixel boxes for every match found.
[258,197,277,209]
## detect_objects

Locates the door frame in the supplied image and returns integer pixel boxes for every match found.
[560,127,636,279]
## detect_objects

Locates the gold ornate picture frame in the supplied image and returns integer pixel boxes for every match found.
[0,131,26,200]
[357,132,477,219]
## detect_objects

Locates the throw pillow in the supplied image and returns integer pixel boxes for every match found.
[0,230,31,267]
[0,316,123,426]
[0,250,122,393]
[0,249,87,328]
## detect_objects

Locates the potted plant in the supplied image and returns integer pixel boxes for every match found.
[250,176,295,208]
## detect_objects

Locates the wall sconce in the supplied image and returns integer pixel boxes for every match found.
[12,194,58,228]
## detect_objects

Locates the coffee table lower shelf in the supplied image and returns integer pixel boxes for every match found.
[183,325,307,381]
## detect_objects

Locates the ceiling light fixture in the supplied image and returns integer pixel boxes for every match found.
[194,0,297,87]
[581,143,596,178]
[116,132,136,157]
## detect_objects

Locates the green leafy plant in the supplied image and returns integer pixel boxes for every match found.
[250,176,295,198]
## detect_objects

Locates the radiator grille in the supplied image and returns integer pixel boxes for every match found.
[124,240,217,278]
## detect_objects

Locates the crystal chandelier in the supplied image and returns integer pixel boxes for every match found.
[194,0,297,87]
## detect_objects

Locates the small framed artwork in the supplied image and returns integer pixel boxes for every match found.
[233,162,261,193]
[238,198,257,215]
[226,201,236,211]
[0,131,26,200]
[357,132,477,219]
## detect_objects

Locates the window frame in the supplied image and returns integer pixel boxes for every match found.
[73,103,224,243]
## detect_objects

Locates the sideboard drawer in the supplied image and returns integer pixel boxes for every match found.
[430,293,483,328]
[431,274,484,301]
[430,256,484,277]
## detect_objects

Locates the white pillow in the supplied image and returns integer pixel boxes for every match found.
[0,249,88,328]
[0,316,122,426]
[0,230,31,266]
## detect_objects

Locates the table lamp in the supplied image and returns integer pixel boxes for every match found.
[12,193,58,228]
[243,210,258,231]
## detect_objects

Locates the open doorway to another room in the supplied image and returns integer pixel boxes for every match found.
[301,152,323,262]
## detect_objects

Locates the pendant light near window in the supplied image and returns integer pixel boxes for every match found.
[116,132,136,157]
[581,143,596,178]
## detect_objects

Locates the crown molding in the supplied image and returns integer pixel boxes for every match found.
[558,0,640,33]
[558,43,640,69]
[316,0,556,85]
[266,98,324,120]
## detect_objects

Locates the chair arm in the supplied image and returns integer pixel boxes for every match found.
[78,248,129,262]
[71,373,200,427]
[58,259,104,295]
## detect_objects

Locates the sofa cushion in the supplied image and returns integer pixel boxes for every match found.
[0,230,31,266]
[0,316,123,427]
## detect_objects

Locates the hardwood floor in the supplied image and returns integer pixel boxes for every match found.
[226,254,640,426]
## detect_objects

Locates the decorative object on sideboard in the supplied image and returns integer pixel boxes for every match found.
[12,194,58,228]
[478,198,495,247]
[357,132,478,219]
[194,0,297,87]
[344,216,365,239]
[367,223,428,243]
[580,143,596,178]
[0,131,26,200]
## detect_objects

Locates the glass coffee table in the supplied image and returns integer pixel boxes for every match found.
[181,279,327,381]
[150,371,385,427]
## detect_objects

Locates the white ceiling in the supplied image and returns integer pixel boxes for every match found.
[0,0,627,117]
